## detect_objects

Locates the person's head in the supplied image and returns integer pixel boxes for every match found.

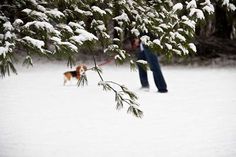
[130,36,140,49]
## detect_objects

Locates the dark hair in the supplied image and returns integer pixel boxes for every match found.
[128,35,139,46]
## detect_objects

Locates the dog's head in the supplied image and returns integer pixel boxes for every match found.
[76,64,87,76]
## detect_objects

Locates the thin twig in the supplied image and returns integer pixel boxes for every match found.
[88,45,104,81]
[93,55,104,81]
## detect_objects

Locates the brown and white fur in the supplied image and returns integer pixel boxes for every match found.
[63,64,87,85]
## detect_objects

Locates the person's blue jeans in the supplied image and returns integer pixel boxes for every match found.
[137,46,167,92]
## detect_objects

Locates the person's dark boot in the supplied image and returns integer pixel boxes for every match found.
[158,89,168,93]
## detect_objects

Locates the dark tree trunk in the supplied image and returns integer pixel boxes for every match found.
[214,5,232,39]
[195,3,236,58]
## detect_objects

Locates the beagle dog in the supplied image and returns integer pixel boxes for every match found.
[63,64,87,85]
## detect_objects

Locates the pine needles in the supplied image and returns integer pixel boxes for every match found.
[98,81,143,118]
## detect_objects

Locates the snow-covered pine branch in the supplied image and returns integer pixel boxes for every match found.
[21,36,45,53]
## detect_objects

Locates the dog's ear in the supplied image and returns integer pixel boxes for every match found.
[76,66,81,72]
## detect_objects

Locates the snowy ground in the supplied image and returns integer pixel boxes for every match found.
[0,61,236,157]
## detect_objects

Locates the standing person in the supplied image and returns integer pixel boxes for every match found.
[131,38,168,93]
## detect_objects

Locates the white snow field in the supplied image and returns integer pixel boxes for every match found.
[0,62,236,157]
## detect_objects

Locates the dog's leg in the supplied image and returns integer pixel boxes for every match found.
[63,77,67,86]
